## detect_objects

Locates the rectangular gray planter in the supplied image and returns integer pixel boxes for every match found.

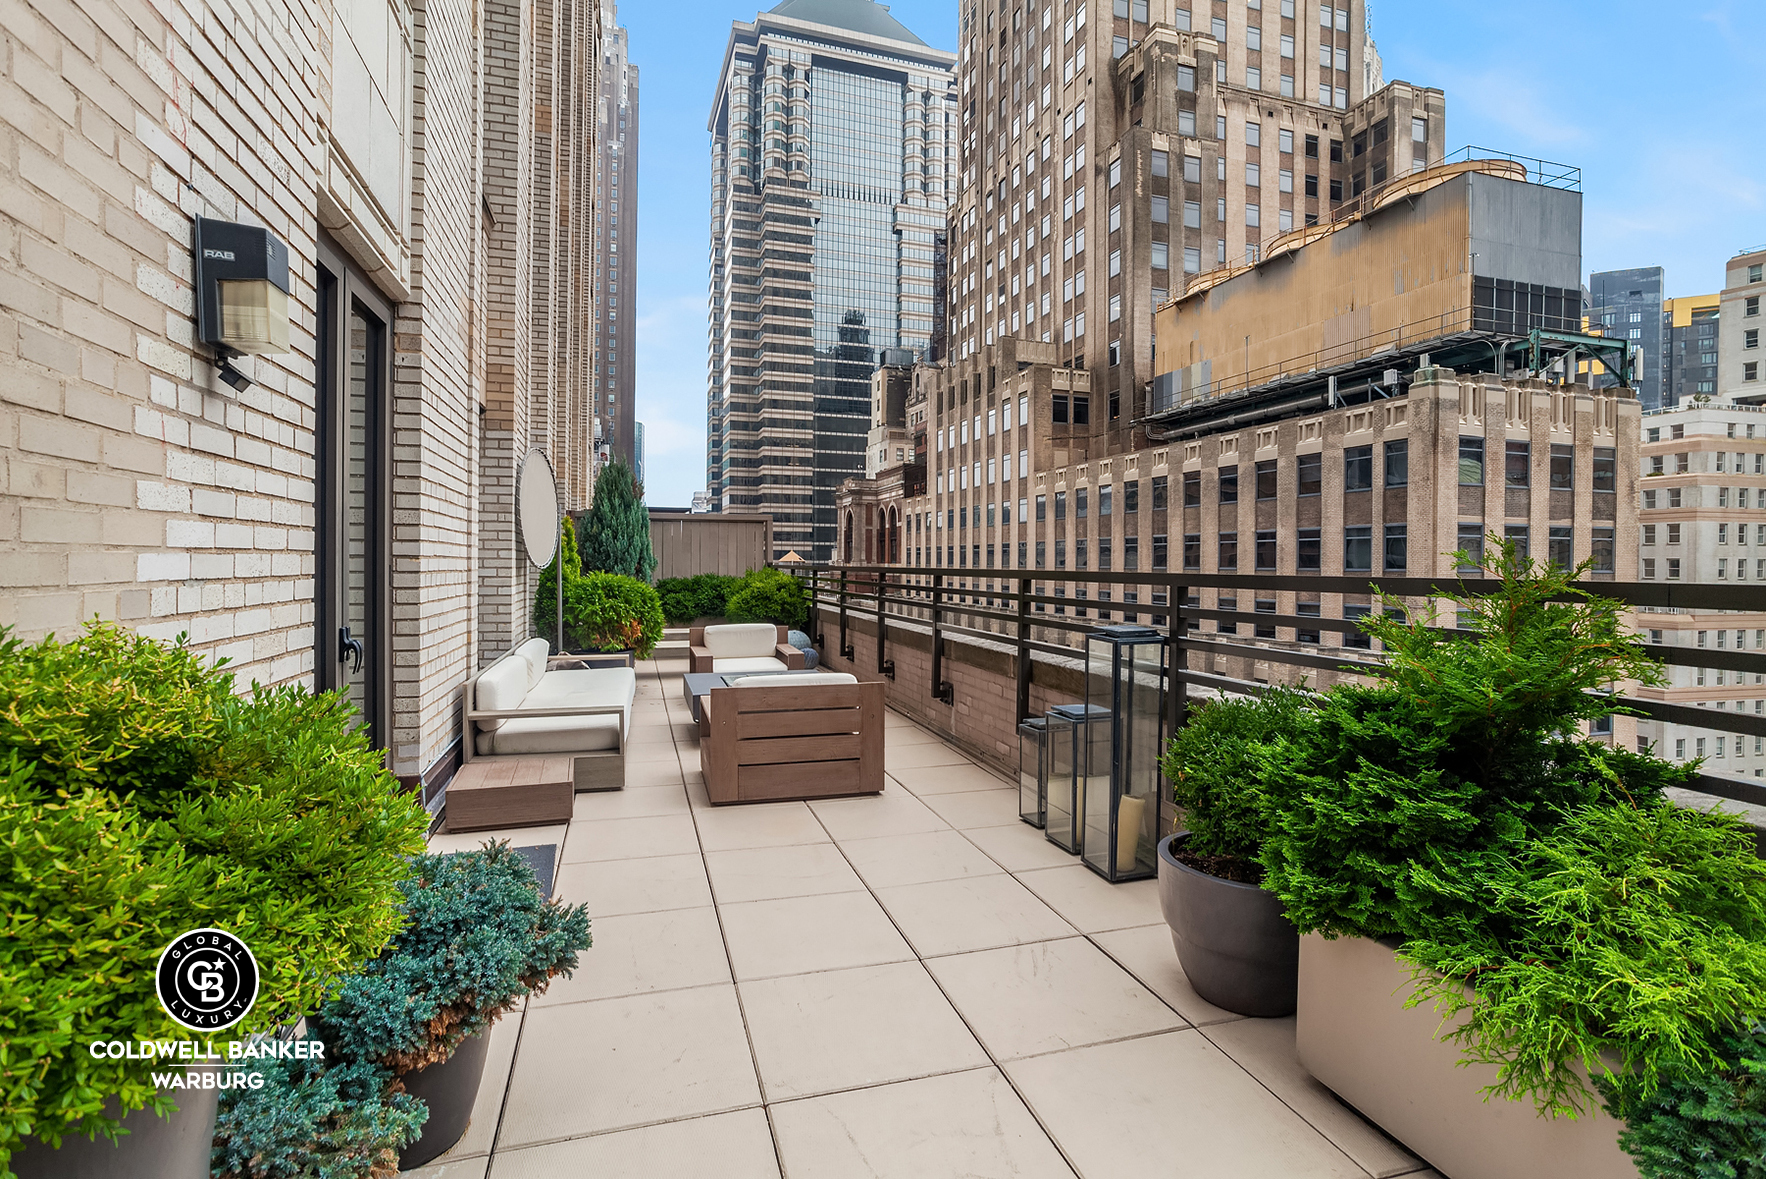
[1295,933,1638,1179]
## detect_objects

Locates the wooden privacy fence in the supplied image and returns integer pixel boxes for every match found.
[649,511,772,580]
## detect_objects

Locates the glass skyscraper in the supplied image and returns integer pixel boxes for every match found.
[706,0,955,559]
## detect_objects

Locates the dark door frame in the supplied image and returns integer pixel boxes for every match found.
[314,235,395,751]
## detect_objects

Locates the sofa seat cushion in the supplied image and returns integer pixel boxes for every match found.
[475,713,622,756]
[712,656,788,674]
[473,655,530,732]
[703,623,779,659]
[526,666,636,731]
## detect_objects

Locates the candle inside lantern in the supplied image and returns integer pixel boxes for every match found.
[1116,793,1146,873]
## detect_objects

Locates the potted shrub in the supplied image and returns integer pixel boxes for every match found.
[1259,546,1766,1177]
[0,624,429,1179]
[214,841,593,1173]
[565,572,665,664]
[725,568,807,631]
[1156,687,1309,1017]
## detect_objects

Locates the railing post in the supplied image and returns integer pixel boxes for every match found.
[839,568,853,662]
[877,568,895,679]
[1167,576,1187,741]
[1015,573,1032,722]
[930,572,952,704]
[810,568,822,648]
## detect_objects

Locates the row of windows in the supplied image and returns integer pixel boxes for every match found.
[1643,558,1766,580]
[1643,523,1766,545]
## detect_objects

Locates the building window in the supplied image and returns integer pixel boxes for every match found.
[1344,526,1373,572]
[1153,474,1169,508]
[1667,558,1681,580]
[1298,451,1321,496]
[1344,445,1373,491]
[1591,527,1614,574]
[1218,531,1238,571]
[1505,440,1530,487]
[1124,536,1139,570]
[1459,437,1485,485]
[1297,527,1321,571]
[1255,459,1277,499]
[1457,523,1485,571]
[1642,558,1656,579]
[1384,439,1408,486]
[1181,470,1199,507]
[1255,530,1277,570]
[1384,523,1407,572]
[1054,490,1066,519]
[1219,464,1239,504]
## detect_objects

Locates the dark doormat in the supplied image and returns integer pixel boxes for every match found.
[512,843,558,898]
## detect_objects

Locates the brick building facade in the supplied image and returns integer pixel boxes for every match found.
[2,0,602,801]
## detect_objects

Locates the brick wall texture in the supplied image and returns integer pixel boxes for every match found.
[1,0,600,784]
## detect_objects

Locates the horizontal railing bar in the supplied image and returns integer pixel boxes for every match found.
[1684,774,1766,810]
[1624,698,1766,740]
[799,563,1766,614]
[1176,637,1388,676]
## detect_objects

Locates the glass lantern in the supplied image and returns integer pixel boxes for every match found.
[1044,702,1108,854]
[1018,716,1051,828]
[1079,625,1166,882]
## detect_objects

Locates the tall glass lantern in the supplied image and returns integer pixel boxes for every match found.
[1018,716,1051,828]
[1079,625,1166,882]
[1044,703,1107,854]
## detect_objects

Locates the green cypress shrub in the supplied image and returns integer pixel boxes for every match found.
[579,460,655,582]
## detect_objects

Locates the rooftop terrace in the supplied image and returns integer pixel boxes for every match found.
[408,653,1442,1179]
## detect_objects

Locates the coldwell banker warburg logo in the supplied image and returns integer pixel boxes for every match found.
[155,928,259,1031]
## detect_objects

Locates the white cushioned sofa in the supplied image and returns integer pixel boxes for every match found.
[688,623,806,675]
[462,637,634,791]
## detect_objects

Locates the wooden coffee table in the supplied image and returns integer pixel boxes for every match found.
[445,756,575,832]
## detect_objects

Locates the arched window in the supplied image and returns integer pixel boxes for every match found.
[843,510,855,563]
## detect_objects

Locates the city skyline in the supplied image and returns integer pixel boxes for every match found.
[623,0,1764,509]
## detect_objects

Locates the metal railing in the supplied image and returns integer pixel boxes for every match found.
[785,562,1766,811]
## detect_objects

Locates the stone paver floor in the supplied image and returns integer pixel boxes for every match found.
[412,657,1442,1179]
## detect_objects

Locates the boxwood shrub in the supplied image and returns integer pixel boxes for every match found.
[656,574,740,625]
[725,568,807,630]
[0,623,429,1172]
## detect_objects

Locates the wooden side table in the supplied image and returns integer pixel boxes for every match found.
[445,756,575,832]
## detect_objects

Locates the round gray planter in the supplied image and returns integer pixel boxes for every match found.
[1157,833,1299,1018]
[9,1087,219,1179]
[397,1027,492,1171]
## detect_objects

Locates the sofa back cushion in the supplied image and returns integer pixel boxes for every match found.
[515,638,552,691]
[474,656,530,731]
[731,671,856,687]
[703,623,778,659]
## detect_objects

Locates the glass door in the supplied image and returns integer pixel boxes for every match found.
[315,239,392,746]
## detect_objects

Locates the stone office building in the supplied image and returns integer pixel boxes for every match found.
[1,0,604,803]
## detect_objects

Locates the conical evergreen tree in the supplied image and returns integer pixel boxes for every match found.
[580,460,655,582]
[532,516,583,649]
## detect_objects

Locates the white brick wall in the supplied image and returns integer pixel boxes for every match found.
[3,0,600,786]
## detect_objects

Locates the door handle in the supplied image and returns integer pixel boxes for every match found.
[338,626,366,674]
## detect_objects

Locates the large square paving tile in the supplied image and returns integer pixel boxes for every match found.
[562,813,698,863]
[1007,1031,1367,1178]
[1204,1017,1425,1178]
[874,875,1075,958]
[553,853,712,917]
[961,822,1088,873]
[694,800,832,851]
[878,723,947,747]
[770,1068,1076,1179]
[531,906,729,1003]
[740,961,988,1101]
[808,789,949,840]
[403,1160,487,1179]
[1014,864,1164,933]
[882,741,975,771]
[624,760,688,788]
[705,842,866,903]
[924,937,1186,1060]
[1090,923,1243,1028]
[720,890,914,980]
[499,984,760,1145]
[838,829,1006,890]
[918,788,1021,829]
[489,1109,780,1179]
[571,784,689,821]
[889,762,1011,795]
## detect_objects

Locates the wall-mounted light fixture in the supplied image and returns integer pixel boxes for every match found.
[194,215,291,389]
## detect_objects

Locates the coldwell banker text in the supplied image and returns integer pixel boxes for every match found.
[88,1038,326,1091]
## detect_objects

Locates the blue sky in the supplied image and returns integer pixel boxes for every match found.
[627,0,1765,508]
